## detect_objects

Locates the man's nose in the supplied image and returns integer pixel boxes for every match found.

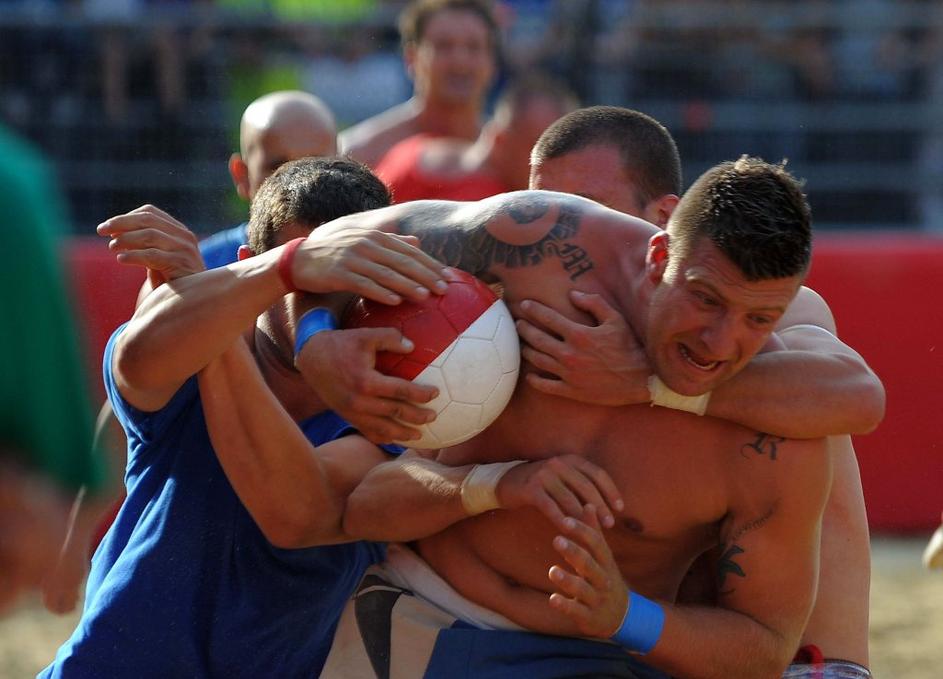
[698,313,739,360]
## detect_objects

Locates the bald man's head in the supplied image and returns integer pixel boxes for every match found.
[230,91,338,201]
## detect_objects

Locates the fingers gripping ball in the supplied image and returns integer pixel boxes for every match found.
[344,269,520,448]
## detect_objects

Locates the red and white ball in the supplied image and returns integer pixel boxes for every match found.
[344,269,519,448]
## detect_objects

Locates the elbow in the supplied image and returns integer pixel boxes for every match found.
[255,502,338,550]
[255,510,315,549]
[849,374,886,435]
[112,331,162,394]
[341,486,380,541]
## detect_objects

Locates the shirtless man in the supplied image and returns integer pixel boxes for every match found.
[207,158,834,677]
[339,0,498,168]
[375,74,578,202]
[520,106,877,674]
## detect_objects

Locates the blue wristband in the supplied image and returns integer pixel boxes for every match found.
[610,591,665,655]
[294,308,338,356]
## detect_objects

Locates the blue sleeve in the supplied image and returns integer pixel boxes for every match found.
[199,223,248,270]
[103,323,199,459]
[298,410,404,456]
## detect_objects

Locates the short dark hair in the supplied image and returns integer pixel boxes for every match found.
[248,157,391,254]
[399,0,499,51]
[668,156,812,281]
[531,106,682,206]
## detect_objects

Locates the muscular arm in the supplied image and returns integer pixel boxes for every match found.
[648,438,831,677]
[198,337,389,548]
[106,211,446,413]
[519,285,885,438]
[111,248,289,412]
[344,450,623,541]
[548,436,832,679]
[705,287,885,438]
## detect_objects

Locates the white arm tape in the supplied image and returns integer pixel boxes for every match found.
[648,374,711,416]
[460,460,527,516]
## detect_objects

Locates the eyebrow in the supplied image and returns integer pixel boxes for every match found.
[687,276,788,314]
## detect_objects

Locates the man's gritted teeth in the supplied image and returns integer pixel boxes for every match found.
[679,343,721,372]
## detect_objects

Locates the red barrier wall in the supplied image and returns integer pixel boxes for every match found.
[63,238,143,404]
[805,234,943,533]
[62,234,943,532]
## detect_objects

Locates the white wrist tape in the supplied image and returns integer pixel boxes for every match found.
[647,374,711,416]
[460,460,527,516]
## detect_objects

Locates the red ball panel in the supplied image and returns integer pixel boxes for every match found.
[343,269,498,381]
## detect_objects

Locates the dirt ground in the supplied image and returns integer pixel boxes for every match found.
[2,535,940,678]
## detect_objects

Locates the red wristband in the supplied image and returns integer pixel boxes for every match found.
[277,237,306,292]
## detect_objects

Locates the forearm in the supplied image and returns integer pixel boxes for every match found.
[198,339,342,548]
[706,350,885,438]
[645,603,795,679]
[115,247,286,410]
[343,456,473,541]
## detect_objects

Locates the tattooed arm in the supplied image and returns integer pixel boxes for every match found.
[549,435,832,679]
[294,191,612,441]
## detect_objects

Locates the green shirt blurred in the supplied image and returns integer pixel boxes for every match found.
[0,123,105,493]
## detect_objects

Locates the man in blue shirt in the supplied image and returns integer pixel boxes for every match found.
[42,90,340,615]
[41,157,448,677]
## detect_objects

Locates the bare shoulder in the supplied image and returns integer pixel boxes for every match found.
[778,285,836,333]
[339,103,421,167]
[480,190,646,243]
[726,430,831,525]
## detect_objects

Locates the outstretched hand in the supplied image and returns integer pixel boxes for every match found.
[295,327,439,445]
[496,456,624,531]
[97,204,206,288]
[548,504,629,638]
[516,290,652,406]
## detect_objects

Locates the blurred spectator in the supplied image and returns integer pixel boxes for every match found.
[0,122,104,614]
[376,73,578,202]
[204,89,338,266]
[339,0,500,168]
[501,0,601,102]
[302,25,408,129]
[84,0,215,125]
[832,0,923,100]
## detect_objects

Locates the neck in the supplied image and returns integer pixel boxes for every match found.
[413,95,481,140]
[253,313,326,422]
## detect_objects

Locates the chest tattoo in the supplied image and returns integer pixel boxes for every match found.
[740,433,786,462]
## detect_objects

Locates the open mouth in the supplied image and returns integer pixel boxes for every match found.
[679,344,720,372]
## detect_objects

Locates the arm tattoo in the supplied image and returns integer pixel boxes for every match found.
[396,196,595,281]
[740,433,786,462]
[505,194,551,224]
[717,544,746,595]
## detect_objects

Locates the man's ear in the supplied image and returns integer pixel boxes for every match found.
[402,43,418,80]
[229,153,251,201]
[646,231,670,283]
[237,245,254,261]
[642,194,680,229]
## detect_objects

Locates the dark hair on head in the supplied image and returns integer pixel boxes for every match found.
[667,156,812,281]
[248,157,391,254]
[399,0,500,51]
[530,106,682,206]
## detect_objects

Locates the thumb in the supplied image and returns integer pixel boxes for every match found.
[147,268,167,290]
[570,291,621,325]
[368,326,415,354]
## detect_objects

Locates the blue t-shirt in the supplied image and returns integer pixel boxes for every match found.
[199,222,248,270]
[42,325,393,678]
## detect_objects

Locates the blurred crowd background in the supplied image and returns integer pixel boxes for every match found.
[2,0,943,234]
